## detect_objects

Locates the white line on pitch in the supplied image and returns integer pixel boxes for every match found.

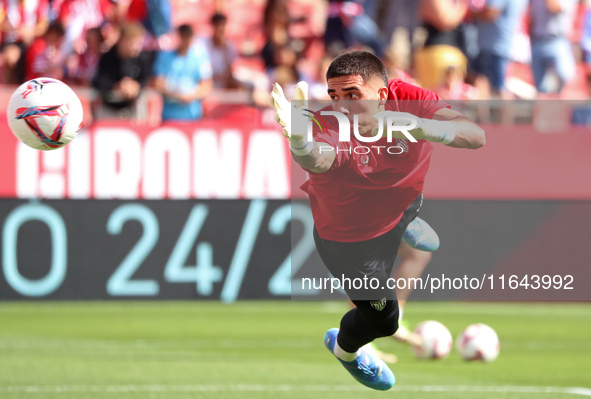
[1,385,590,396]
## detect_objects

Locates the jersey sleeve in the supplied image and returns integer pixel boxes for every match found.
[389,79,451,119]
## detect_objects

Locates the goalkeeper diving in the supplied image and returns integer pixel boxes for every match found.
[270,50,485,390]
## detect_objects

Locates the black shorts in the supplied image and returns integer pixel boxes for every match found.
[313,193,423,302]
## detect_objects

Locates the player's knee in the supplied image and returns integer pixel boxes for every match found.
[407,248,432,264]
[376,317,399,337]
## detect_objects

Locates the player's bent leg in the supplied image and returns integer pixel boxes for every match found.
[395,242,433,306]
[402,217,440,252]
[313,196,419,385]
[391,320,423,347]
[392,243,432,347]
[344,300,400,364]
[338,301,400,351]
[324,328,395,391]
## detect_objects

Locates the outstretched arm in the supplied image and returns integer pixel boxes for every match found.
[428,107,486,149]
[270,82,336,173]
[291,142,336,174]
[373,108,485,149]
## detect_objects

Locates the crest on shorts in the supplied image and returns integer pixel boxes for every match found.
[370,297,387,311]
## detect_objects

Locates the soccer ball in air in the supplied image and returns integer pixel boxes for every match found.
[7,78,83,151]
[456,323,500,362]
[411,320,453,359]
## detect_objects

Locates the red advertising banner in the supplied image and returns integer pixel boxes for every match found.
[424,125,591,200]
[1,113,591,200]
[0,114,295,199]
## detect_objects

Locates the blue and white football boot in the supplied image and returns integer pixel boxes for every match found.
[323,328,395,391]
[402,217,440,252]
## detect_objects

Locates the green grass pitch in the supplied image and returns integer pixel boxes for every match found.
[0,301,590,399]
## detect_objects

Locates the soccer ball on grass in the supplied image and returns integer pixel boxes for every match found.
[411,320,453,359]
[456,323,500,362]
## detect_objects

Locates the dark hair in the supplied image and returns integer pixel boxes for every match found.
[86,27,104,42]
[178,24,194,37]
[46,21,65,37]
[326,50,388,86]
[211,13,228,25]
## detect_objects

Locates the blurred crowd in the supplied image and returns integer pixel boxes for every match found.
[1,0,591,122]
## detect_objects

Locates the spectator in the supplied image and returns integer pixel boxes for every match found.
[93,22,153,118]
[262,0,290,70]
[414,0,469,89]
[111,0,145,24]
[65,26,104,86]
[380,0,421,51]
[143,0,172,38]
[204,13,238,89]
[0,0,50,83]
[115,0,172,51]
[52,0,105,56]
[0,39,21,83]
[324,0,384,58]
[268,44,306,96]
[308,54,333,100]
[471,0,528,96]
[383,49,420,86]
[153,24,213,121]
[434,65,480,99]
[529,0,578,94]
[0,0,49,45]
[25,21,66,81]
[252,42,309,105]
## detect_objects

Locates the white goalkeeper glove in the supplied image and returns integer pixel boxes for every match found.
[269,81,314,155]
[372,111,456,145]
